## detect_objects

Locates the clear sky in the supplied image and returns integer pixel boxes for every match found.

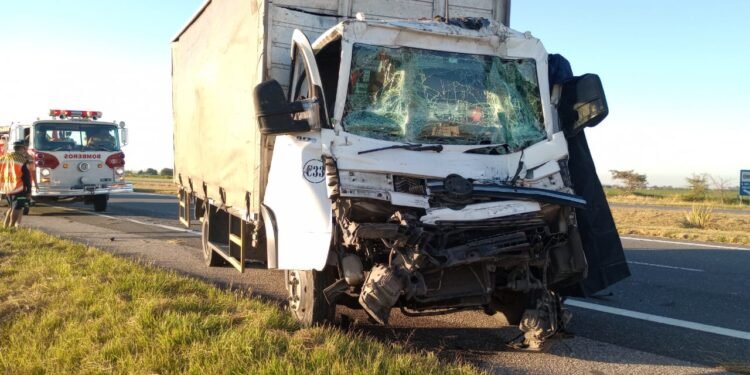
[1,1,747,186]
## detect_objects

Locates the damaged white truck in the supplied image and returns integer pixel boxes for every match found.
[172,0,629,349]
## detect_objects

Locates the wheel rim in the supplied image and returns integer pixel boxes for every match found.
[288,270,302,312]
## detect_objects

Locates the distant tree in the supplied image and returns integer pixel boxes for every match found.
[159,168,174,177]
[685,173,709,200]
[144,168,158,176]
[609,170,648,193]
[709,175,731,204]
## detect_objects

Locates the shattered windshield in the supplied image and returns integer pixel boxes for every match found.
[343,44,546,151]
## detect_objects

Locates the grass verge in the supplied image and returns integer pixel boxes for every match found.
[611,207,750,245]
[129,177,178,195]
[0,229,479,374]
[605,187,750,210]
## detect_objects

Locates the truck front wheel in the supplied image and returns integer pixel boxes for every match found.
[93,194,108,212]
[286,268,336,326]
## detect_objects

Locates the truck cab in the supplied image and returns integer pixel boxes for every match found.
[7,109,133,211]
[258,19,625,349]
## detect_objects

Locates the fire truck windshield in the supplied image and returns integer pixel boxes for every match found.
[33,123,120,152]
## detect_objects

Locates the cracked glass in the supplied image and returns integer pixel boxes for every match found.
[343,44,546,152]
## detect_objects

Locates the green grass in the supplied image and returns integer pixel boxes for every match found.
[0,229,479,375]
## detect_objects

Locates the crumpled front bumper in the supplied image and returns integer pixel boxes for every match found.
[33,183,134,197]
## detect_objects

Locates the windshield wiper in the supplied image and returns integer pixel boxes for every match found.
[358,143,444,155]
[464,143,511,155]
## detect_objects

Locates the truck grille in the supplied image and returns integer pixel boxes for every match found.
[393,175,426,195]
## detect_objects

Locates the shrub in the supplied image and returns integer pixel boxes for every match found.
[680,205,713,229]
[684,174,709,201]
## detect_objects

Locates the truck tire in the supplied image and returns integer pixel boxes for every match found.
[491,290,529,326]
[286,268,336,326]
[201,211,227,267]
[93,194,108,212]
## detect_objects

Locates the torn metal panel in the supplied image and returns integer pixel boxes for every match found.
[323,129,569,182]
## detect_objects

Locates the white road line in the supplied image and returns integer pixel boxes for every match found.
[566,299,750,341]
[626,260,704,272]
[94,212,201,236]
[43,204,201,236]
[621,236,750,251]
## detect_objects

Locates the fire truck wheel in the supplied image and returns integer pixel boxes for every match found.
[286,268,336,326]
[201,211,228,267]
[93,195,108,212]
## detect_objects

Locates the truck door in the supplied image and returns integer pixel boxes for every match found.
[262,30,332,271]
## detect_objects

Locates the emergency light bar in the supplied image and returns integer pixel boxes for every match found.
[49,109,103,120]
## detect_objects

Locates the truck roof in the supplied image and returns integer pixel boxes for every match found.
[312,17,527,51]
[172,0,211,43]
[174,1,523,45]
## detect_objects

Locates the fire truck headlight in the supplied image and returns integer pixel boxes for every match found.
[40,168,51,177]
[115,167,125,176]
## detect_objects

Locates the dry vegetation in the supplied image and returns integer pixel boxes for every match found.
[605,187,750,209]
[611,207,750,245]
[129,176,178,195]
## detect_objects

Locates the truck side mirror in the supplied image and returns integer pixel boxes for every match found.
[118,121,128,146]
[120,128,129,146]
[254,80,311,135]
[558,74,608,137]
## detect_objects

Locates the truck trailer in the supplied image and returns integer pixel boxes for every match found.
[172,0,629,350]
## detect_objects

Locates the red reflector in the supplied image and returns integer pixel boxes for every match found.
[34,152,60,169]
[105,152,125,168]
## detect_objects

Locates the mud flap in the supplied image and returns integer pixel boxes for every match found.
[563,130,630,296]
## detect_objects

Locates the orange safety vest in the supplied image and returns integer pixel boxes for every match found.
[0,153,27,195]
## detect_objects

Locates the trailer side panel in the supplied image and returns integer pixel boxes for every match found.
[172,0,265,215]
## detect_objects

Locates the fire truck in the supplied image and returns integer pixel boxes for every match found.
[5,109,133,212]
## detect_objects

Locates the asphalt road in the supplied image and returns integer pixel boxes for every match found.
[20,193,750,374]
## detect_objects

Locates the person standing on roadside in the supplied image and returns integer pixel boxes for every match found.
[3,141,36,228]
